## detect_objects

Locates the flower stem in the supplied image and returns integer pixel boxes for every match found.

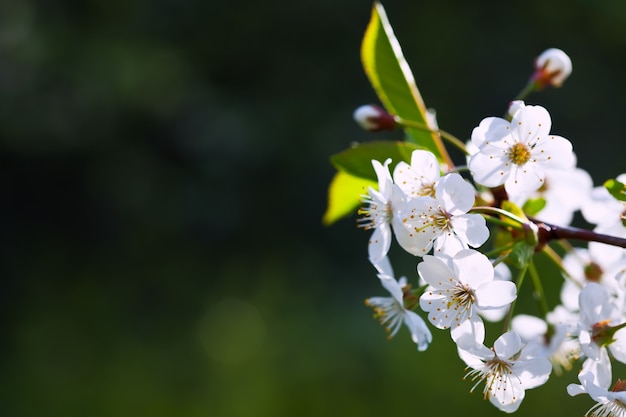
[471,206,528,230]
[539,245,578,287]
[394,117,469,156]
[528,260,550,317]
[503,264,529,333]
[514,80,538,102]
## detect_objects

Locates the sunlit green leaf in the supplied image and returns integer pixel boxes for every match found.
[604,178,626,202]
[322,170,377,226]
[522,197,547,217]
[361,1,451,167]
[501,200,529,225]
[330,140,422,181]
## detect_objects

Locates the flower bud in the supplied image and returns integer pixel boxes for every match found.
[507,100,526,118]
[353,104,397,131]
[531,48,572,89]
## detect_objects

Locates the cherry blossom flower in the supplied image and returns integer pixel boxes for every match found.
[365,257,432,351]
[458,331,552,413]
[468,103,575,199]
[531,48,573,89]
[358,158,407,263]
[510,162,593,226]
[478,262,513,323]
[581,173,626,264]
[567,349,626,417]
[418,249,516,347]
[396,173,489,257]
[392,150,441,199]
[353,104,397,131]
[511,314,580,375]
[576,283,626,364]
[560,245,626,313]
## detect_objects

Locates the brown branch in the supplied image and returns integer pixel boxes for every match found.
[534,220,626,250]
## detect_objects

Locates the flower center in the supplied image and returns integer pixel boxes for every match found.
[591,319,614,347]
[584,262,604,282]
[402,284,420,310]
[429,207,451,231]
[448,283,475,311]
[357,195,392,230]
[464,355,517,402]
[365,297,402,339]
[418,182,437,198]
[507,142,532,165]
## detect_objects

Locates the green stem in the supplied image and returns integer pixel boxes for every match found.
[513,80,538,102]
[503,264,529,333]
[539,245,578,287]
[483,242,516,259]
[528,260,550,317]
[394,117,469,155]
[470,206,528,231]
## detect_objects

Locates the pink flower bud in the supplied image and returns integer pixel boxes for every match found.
[353,104,397,131]
[532,48,572,89]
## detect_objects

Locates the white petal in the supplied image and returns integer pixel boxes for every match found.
[468,151,509,188]
[471,116,511,147]
[452,249,494,288]
[515,357,552,389]
[475,280,517,309]
[372,158,393,197]
[449,214,489,248]
[510,105,551,145]
[379,276,404,304]
[367,224,392,263]
[433,233,466,257]
[534,135,574,169]
[404,310,433,351]
[504,164,545,197]
[493,331,522,358]
[436,173,475,214]
[417,255,454,288]
[451,315,485,348]
[511,314,547,341]
[489,386,525,413]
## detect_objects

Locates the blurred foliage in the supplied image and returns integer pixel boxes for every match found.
[2,0,626,416]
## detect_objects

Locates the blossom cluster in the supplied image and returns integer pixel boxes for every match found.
[351,48,626,414]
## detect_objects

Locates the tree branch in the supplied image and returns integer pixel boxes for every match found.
[534,220,626,249]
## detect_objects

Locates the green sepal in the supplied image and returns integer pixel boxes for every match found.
[322,170,377,226]
[361,2,451,167]
[507,241,535,269]
[491,200,537,268]
[330,140,424,182]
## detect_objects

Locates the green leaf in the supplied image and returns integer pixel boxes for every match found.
[522,197,547,217]
[604,178,626,202]
[361,1,451,166]
[322,170,377,226]
[330,140,423,181]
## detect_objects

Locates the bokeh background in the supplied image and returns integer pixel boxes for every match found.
[2,1,626,416]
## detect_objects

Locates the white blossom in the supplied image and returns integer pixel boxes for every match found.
[418,249,516,347]
[459,331,552,413]
[468,103,574,199]
[365,257,432,351]
[397,173,489,257]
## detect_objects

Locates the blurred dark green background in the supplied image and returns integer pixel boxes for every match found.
[2,1,626,416]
